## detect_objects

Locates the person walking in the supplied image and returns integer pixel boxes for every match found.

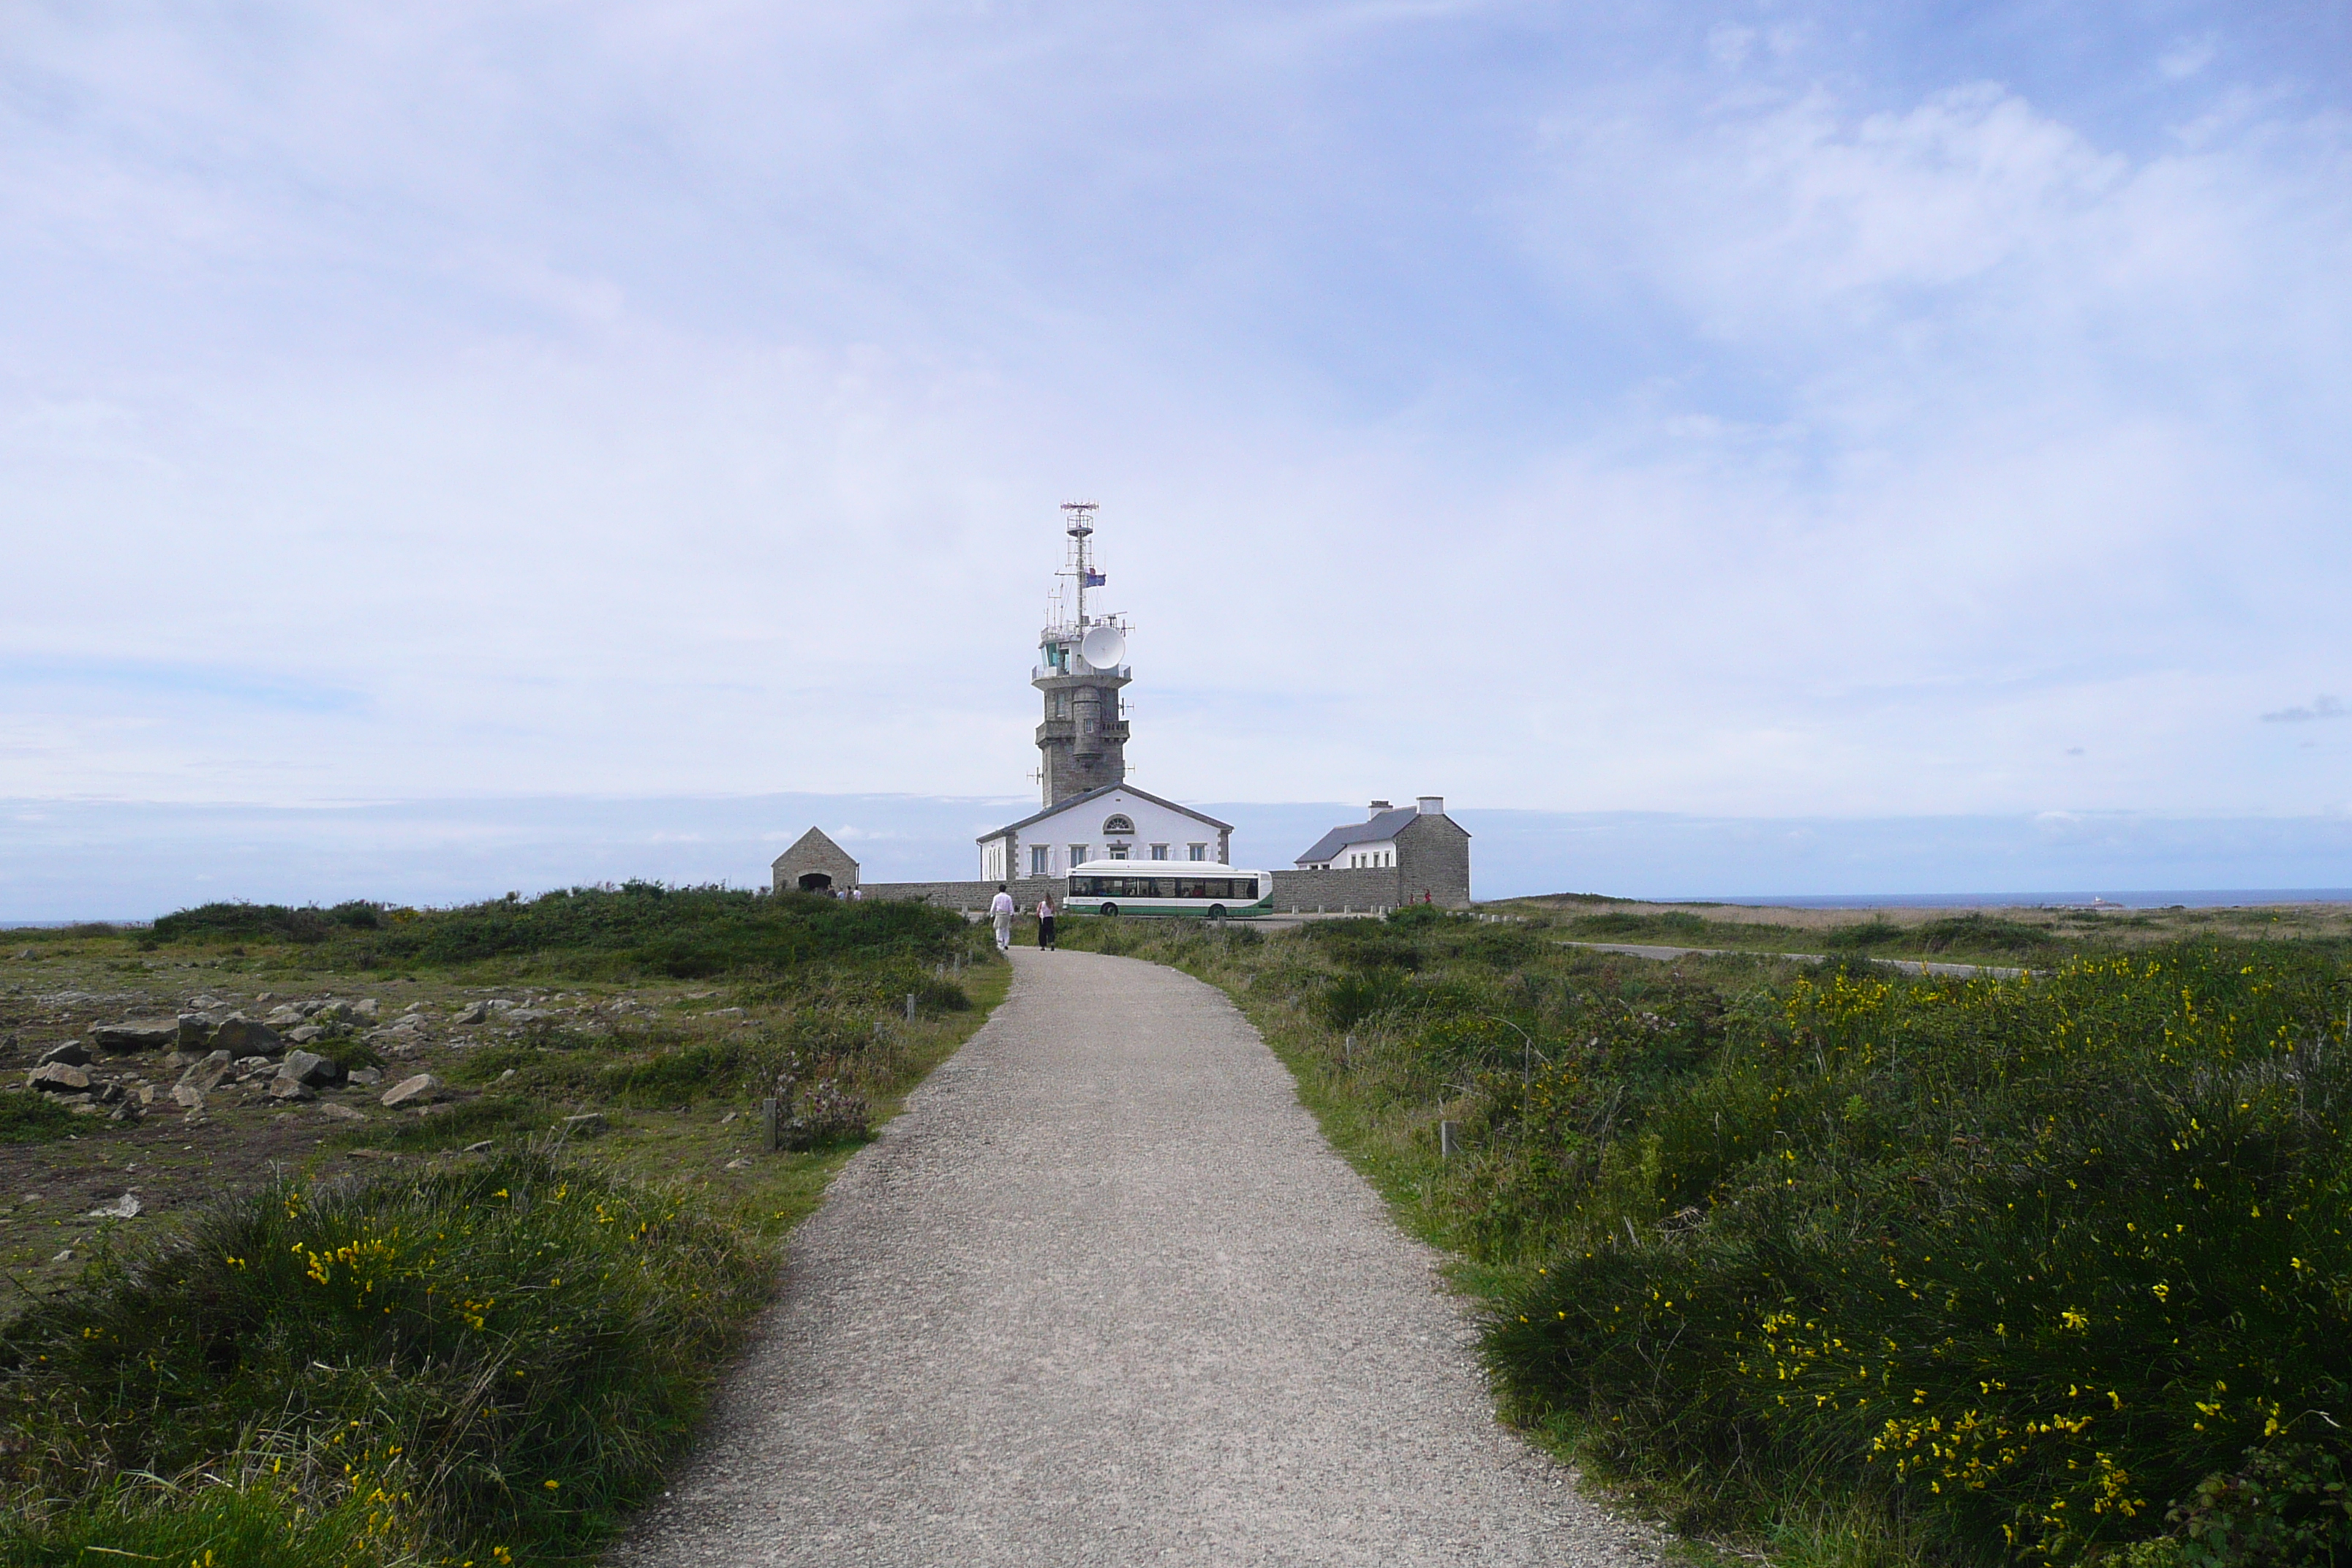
[989,884,1016,954]
[1036,894,1056,951]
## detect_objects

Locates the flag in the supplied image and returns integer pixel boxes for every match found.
[1083,570,1107,587]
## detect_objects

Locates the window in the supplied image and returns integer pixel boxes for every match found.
[1150,844,1168,860]
[1109,846,1128,860]
[1068,875,1261,900]
[1102,814,1134,834]
[1069,845,1088,867]
[1188,843,1207,862]
[1030,845,1050,875]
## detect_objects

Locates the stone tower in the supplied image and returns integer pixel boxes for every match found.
[1032,502,1131,807]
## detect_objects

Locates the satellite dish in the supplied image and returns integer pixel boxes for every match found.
[1079,625,1126,668]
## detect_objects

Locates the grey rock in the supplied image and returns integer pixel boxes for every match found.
[267,1077,316,1101]
[380,1073,443,1109]
[505,1008,557,1025]
[86,1192,143,1220]
[94,1082,125,1104]
[176,1012,216,1048]
[285,1025,325,1045]
[94,1020,179,1052]
[176,1050,233,1093]
[348,1067,382,1086]
[27,1063,91,1093]
[107,1101,142,1123]
[231,1055,274,1077]
[353,998,380,1021]
[453,1000,490,1025]
[317,1101,369,1123]
[37,1040,92,1068]
[263,1004,307,1027]
[211,1015,283,1058]
[170,1084,206,1111]
[280,1049,341,1088]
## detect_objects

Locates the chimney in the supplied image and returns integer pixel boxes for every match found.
[1368,800,1392,819]
[1416,796,1444,815]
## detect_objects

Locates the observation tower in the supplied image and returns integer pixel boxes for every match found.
[1032,502,1131,807]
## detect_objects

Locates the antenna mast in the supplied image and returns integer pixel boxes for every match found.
[1060,501,1098,627]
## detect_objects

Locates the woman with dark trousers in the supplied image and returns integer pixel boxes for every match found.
[1036,896,1057,950]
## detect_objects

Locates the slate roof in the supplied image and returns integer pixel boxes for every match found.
[1294,807,1422,867]
[976,782,1235,843]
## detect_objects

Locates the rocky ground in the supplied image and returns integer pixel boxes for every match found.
[0,947,952,1291]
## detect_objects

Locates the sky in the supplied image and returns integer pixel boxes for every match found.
[4,2,2351,914]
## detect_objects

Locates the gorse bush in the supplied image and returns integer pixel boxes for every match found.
[0,1148,765,1564]
[150,900,385,944]
[1485,948,2352,1564]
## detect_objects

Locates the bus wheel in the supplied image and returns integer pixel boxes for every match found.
[1100,902,1119,917]
[1207,905,1226,919]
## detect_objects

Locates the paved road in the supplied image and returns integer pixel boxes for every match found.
[1558,939,2029,979]
[610,949,1657,1567]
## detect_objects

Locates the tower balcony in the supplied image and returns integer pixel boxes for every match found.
[1033,664,1131,685]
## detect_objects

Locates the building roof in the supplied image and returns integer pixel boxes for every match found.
[976,782,1235,843]
[770,826,858,871]
[1294,807,1421,867]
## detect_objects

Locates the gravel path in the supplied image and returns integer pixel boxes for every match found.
[609,949,1659,1567]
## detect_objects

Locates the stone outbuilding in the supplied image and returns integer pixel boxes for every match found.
[771,827,860,895]
[1271,796,1471,910]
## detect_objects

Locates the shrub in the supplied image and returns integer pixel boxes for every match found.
[0,1091,79,1145]
[0,1148,765,1564]
[1486,946,2352,1564]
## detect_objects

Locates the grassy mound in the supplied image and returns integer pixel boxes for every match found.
[0,1148,765,1565]
[146,882,971,980]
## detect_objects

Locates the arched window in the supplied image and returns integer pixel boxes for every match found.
[1102,814,1134,834]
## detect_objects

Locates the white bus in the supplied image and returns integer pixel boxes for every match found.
[1065,861,1275,919]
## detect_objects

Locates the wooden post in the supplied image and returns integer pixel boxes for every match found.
[1439,1120,1458,1159]
[761,1097,780,1153]
[905,992,916,1022]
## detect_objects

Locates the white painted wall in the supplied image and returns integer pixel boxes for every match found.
[979,787,1230,878]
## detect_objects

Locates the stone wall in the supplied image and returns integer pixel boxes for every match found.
[1267,867,1404,913]
[862,878,1060,912]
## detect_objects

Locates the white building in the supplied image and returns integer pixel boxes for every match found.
[1295,801,1416,870]
[979,783,1234,882]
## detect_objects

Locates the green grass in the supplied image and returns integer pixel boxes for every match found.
[0,884,1009,1566]
[1056,913,2352,1568]
[0,1147,764,1566]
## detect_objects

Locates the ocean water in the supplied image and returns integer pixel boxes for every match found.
[1703,890,2352,911]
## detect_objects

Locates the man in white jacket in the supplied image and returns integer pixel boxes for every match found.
[989,884,1016,953]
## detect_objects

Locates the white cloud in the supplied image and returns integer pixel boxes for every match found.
[0,1,2345,849]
